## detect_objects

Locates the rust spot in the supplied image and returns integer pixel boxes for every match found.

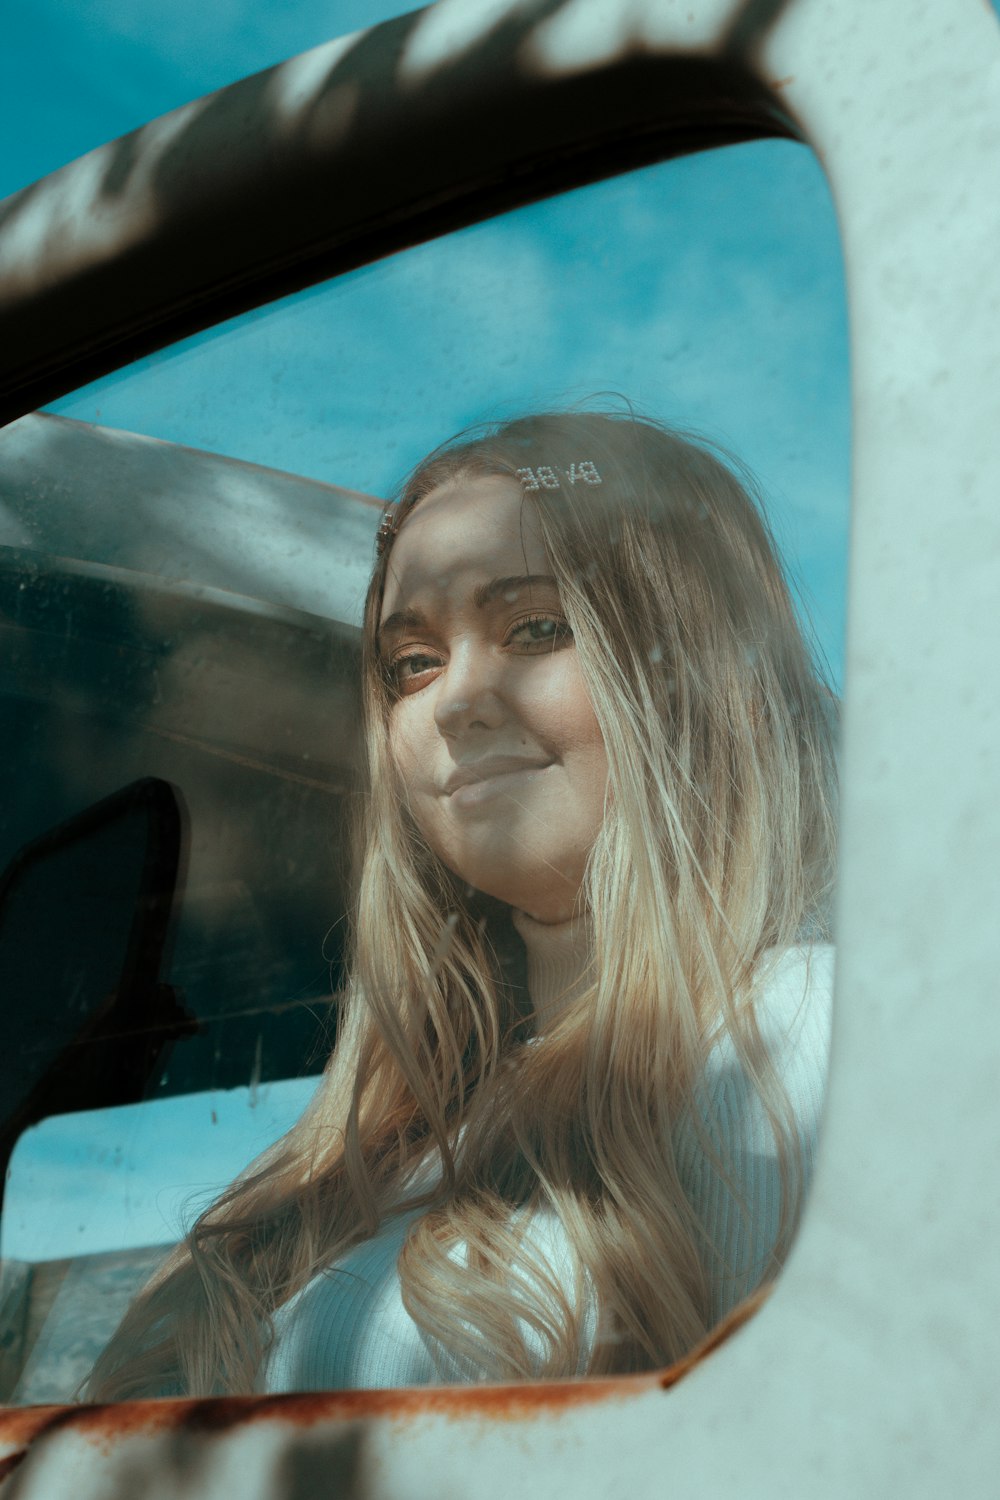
[769,75,795,90]
[158,1375,659,1435]
[0,1450,26,1482]
[659,1284,771,1390]
[0,1373,660,1454]
[0,1290,769,1457]
[0,1407,66,1446]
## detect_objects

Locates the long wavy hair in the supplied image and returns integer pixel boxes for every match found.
[86,409,838,1399]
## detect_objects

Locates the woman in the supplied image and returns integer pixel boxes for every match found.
[87,409,837,1399]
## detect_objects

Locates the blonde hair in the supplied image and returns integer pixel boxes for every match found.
[87,410,837,1399]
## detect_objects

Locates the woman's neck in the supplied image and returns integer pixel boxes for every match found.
[510,908,594,1033]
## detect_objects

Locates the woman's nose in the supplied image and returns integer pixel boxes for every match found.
[433,647,507,735]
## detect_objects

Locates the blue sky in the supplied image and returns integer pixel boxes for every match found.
[2,0,852,1261]
[4,1081,321,1260]
[44,142,851,672]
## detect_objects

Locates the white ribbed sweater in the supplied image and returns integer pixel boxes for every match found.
[262,943,833,1391]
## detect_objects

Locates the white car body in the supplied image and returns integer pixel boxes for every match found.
[0,0,998,1495]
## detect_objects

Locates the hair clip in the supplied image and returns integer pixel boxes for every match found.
[516,461,602,492]
[375,505,398,558]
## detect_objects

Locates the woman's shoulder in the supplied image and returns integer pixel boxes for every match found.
[687,942,834,1145]
[678,943,835,1319]
[748,942,834,1062]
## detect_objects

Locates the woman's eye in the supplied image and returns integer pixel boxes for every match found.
[390,652,443,693]
[507,616,573,651]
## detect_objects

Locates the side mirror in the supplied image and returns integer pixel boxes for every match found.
[0,777,196,1214]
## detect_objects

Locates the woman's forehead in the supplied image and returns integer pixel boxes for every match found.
[379,475,549,622]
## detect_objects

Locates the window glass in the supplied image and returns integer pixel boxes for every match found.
[44,142,849,683]
[0,139,849,1403]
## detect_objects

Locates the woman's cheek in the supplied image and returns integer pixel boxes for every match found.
[388,708,421,790]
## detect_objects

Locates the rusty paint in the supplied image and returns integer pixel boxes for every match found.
[659,1284,771,1390]
[0,1372,658,1454]
[0,1407,63,1447]
[0,1450,26,1482]
[0,1285,769,1472]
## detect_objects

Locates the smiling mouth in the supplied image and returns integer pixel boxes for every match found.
[443,759,552,807]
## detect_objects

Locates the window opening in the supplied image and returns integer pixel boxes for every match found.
[0,139,849,1403]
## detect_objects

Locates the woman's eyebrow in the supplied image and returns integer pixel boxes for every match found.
[379,575,558,641]
[472,574,558,607]
[378,605,425,641]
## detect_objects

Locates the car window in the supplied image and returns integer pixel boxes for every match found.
[0,138,849,1403]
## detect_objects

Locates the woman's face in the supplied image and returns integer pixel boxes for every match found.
[378,474,608,923]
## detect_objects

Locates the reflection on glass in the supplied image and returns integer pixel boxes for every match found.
[0,141,849,1402]
[42,140,850,687]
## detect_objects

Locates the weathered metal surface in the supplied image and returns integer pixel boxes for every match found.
[0,1375,660,1497]
[0,0,998,1495]
[0,1296,762,1496]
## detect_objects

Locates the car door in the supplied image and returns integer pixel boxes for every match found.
[0,1,998,1497]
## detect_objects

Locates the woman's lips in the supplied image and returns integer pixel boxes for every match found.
[443,757,552,807]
